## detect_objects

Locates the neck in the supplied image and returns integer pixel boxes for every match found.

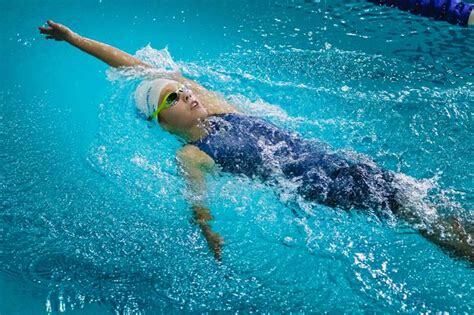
[165,117,212,143]
[181,123,208,142]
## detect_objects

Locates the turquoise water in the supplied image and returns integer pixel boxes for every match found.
[1,0,473,313]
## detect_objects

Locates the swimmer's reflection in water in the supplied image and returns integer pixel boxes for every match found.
[39,20,473,262]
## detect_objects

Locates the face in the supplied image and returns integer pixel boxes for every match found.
[157,82,208,132]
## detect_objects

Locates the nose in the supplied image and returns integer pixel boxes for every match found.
[182,89,192,103]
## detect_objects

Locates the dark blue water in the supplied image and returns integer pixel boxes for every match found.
[1,0,473,313]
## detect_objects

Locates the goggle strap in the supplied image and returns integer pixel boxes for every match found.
[148,84,184,121]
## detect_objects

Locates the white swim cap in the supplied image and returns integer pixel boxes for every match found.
[134,78,178,117]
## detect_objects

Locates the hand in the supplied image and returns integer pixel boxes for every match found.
[192,206,223,261]
[193,205,213,222]
[38,20,75,42]
[205,230,224,261]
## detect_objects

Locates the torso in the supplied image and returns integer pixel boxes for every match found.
[191,113,399,212]
[192,113,322,179]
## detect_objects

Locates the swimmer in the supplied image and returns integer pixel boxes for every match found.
[39,20,473,262]
[367,0,474,26]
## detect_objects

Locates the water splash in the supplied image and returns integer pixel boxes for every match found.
[2,10,473,310]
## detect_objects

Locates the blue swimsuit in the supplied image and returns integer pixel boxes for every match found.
[367,0,474,26]
[192,114,400,213]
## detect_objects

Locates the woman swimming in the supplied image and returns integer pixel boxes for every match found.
[39,20,473,262]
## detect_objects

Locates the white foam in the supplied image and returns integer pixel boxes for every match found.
[392,172,440,226]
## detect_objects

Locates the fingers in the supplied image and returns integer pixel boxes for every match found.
[214,248,222,261]
[43,35,59,41]
[213,241,222,261]
[38,26,52,34]
[38,20,65,40]
[213,235,223,261]
[39,20,61,33]
[47,20,58,28]
[47,20,67,31]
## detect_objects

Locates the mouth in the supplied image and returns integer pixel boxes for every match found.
[191,100,200,110]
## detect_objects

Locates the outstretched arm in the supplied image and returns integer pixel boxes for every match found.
[177,145,223,261]
[38,20,150,68]
[39,20,239,114]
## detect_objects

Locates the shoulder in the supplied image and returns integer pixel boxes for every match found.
[177,144,215,167]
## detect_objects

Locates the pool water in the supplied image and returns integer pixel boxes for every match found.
[1,0,473,313]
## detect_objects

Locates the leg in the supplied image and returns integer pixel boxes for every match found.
[391,174,474,262]
[418,217,474,262]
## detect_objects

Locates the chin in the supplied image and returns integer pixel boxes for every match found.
[196,107,208,117]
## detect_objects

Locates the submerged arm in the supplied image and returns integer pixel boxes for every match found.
[177,145,223,261]
[39,20,150,68]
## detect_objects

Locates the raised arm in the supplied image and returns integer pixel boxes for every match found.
[38,20,150,68]
[177,145,223,261]
[38,20,239,114]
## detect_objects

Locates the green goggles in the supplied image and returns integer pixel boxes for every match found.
[148,85,187,121]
